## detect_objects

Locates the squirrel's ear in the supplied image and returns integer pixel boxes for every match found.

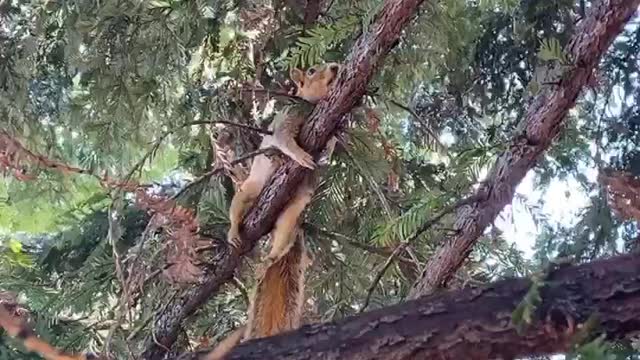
[290,68,304,87]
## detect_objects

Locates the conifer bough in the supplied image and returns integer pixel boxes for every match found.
[175,253,640,360]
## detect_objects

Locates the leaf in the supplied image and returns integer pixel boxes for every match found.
[287,15,360,68]
[148,0,171,9]
[538,37,569,64]
[74,20,95,34]
[511,278,542,333]
[219,27,236,47]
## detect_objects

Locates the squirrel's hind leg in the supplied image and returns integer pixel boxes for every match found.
[265,175,314,266]
[227,155,275,250]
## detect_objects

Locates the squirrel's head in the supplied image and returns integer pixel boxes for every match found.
[290,62,341,104]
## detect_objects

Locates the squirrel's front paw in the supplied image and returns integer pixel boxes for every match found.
[227,228,242,251]
[292,151,316,170]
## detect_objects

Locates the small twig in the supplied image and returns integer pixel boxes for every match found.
[171,147,276,200]
[359,242,408,313]
[386,99,447,153]
[306,224,414,265]
[230,277,250,306]
[324,0,337,15]
[240,88,312,105]
[104,201,129,355]
[1,119,269,192]
[359,193,485,313]
[181,120,273,136]
[339,139,393,219]
[141,267,164,287]
[407,193,485,244]
[121,118,271,190]
[126,288,170,342]
[0,304,86,360]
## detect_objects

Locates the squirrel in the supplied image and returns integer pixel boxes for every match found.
[206,62,342,360]
[226,62,341,262]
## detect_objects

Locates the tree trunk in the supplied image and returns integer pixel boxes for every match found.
[303,0,323,27]
[409,0,640,299]
[141,0,426,357]
[175,253,640,360]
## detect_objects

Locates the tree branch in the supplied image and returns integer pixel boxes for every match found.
[185,120,273,135]
[304,224,414,265]
[409,0,640,299]
[170,147,276,200]
[303,0,322,28]
[140,0,427,357]
[176,252,640,360]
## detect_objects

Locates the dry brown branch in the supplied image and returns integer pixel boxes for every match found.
[599,169,640,221]
[0,130,206,288]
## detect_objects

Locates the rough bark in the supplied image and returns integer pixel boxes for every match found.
[141,0,425,358]
[408,0,640,299]
[303,0,323,27]
[175,253,640,360]
[140,248,238,360]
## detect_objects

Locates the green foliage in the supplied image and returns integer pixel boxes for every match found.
[287,15,361,69]
[511,274,543,332]
[567,334,634,360]
[538,37,570,65]
[371,194,439,246]
[1,0,640,358]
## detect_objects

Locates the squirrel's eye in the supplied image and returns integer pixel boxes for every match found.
[306,68,316,76]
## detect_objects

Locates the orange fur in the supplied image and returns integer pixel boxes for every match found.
[203,326,245,360]
[226,62,342,258]
[246,230,310,339]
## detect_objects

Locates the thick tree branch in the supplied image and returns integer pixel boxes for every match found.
[409,0,640,299]
[176,253,640,360]
[303,0,323,27]
[140,0,426,358]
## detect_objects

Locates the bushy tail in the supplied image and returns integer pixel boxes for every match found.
[0,305,89,360]
[246,230,309,339]
[207,231,309,359]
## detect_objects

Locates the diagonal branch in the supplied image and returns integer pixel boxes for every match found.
[408,0,640,299]
[140,0,427,358]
